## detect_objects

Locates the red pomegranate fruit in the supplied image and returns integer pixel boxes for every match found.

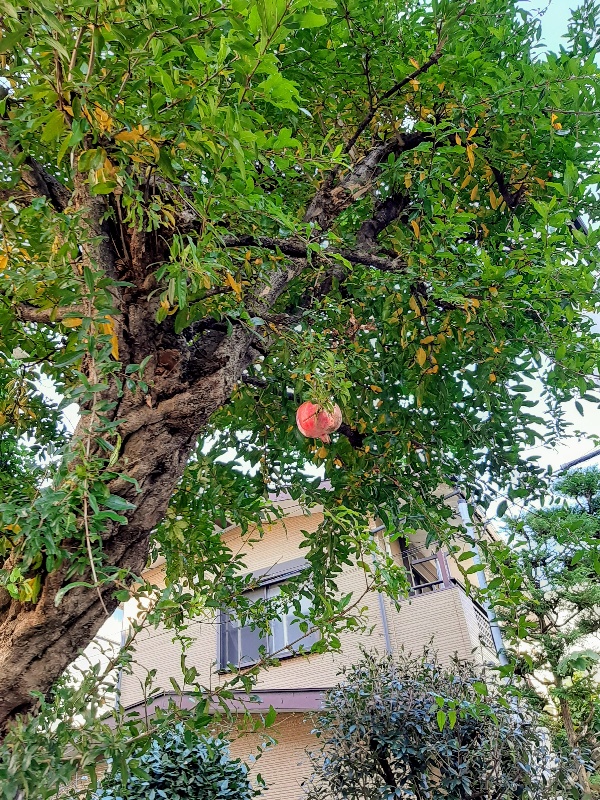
[296,401,342,443]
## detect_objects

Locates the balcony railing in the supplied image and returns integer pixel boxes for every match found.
[394,545,496,653]
[394,545,453,595]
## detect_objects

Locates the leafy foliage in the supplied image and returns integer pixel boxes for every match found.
[0,0,599,789]
[483,468,600,793]
[95,724,259,800]
[306,650,568,800]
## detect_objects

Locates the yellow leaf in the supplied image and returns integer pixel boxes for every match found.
[410,219,421,239]
[0,255,7,271]
[534,176,546,188]
[468,298,480,308]
[62,317,83,328]
[470,185,479,201]
[316,445,328,459]
[5,522,21,533]
[370,384,382,393]
[409,57,420,68]
[115,125,145,144]
[460,173,471,190]
[455,133,462,146]
[404,172,412,189]
[466,144,475,171]
[467,126,478,140]
[481,222,490,238]
[489,372,497,383]
[409,78,419,91]
[424,364,439,374]
[421,335,435,345]
[551,113,562,130]
[489,189,499,210]
[489,286,498,296]
[225,272,242,300]
[409,296,421,316]
[415,347,427,367]
[146,137,160,161]
[93,105,114,133]
[437,82,445,91]
[99,319,119,360]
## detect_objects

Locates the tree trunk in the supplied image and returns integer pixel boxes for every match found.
[0,318,256,730]
[559,695,592,794]
[0,182,264,732]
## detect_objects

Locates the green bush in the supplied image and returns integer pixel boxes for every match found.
[306,650,572,799]
[95,724,259,800]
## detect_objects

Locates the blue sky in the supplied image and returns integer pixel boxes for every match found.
[536,0,574,51]
[530,1,600,473]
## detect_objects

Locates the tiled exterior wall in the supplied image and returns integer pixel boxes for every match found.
[228,713,315,800]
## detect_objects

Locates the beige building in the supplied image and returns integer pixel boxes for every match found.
[119,491,499,799]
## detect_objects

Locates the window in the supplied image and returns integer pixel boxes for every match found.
[219,579,319,670]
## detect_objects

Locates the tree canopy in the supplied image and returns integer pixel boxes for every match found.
[0,0,600,756]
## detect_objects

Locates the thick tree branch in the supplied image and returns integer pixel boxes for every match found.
[489,165,526,210]
[0,133,71,213]
[356,192,410,249]
[338,422,366,449]
[304,131,427,231]
[17,303,86,324]
[221,235,407,275]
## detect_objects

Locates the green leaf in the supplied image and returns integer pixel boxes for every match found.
[54,581,95,606]
[40,110,66,144]
[90,180,117,195]
[264,705,277,727]
[297,11,327,27]
[0,24,29,54]
[436,710,446,730]
[102,494,136,512]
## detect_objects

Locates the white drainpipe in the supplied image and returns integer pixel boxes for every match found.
[370,523,393,655]
[456,498,508,666]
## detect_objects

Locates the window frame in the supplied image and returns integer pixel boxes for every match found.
[217,558,318,671]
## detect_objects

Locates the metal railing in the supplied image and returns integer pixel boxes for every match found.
[394,545,454,596]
